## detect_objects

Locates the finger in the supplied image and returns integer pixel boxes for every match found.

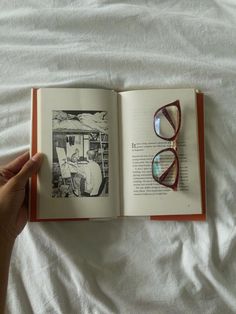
[7,153,43,190]
[0,168,13,184]
[0,152,30,183]
[3,151,30,176]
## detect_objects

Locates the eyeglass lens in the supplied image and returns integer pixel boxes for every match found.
[153,150,178,187]
[154,105,179,139]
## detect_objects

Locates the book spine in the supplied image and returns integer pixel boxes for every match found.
[29,88,38,221]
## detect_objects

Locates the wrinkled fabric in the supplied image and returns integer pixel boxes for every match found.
[1,1,236,313]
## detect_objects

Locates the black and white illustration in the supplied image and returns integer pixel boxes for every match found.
[52,110,109,198]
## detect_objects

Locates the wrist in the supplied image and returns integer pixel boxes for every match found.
[0,227,14,314]
[0,225,15,251]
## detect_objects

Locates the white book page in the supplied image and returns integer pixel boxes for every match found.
[119,89,202,216]
[37,88,120,219]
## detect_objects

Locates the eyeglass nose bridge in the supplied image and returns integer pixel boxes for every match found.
[170,139,177,151]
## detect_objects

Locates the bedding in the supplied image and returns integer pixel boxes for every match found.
[1,1,236,313]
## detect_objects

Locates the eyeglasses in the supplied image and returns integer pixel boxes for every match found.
[152,100,181,191]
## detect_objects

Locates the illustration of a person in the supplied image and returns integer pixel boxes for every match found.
[83,150,102,196]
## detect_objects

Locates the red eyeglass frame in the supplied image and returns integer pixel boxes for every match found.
[152,100,181,191]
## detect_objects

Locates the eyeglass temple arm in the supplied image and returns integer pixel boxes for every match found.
[162,108,176,131]
[158,158,177,182]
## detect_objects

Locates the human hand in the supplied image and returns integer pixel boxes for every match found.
[0,152,43,244]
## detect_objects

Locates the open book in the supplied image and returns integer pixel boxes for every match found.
[30,88,206,221]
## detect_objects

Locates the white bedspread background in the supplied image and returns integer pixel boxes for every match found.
[1,1,236,313]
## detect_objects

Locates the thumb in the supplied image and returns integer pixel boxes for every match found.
[8,153,43,190]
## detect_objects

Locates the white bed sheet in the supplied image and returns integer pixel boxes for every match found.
[1,1,236,313]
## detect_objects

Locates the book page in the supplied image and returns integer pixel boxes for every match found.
[119,89,202,216]
[37,88,119,219]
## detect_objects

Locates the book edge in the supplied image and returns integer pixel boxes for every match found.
[29,88,38,222]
